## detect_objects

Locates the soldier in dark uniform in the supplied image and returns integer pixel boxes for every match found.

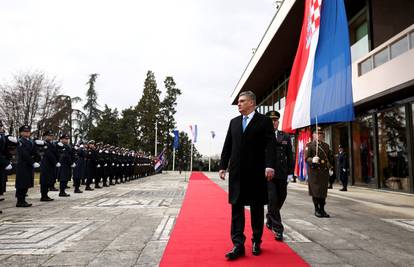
[1,121,18,212]
[85,140,97,191]
[39,130,61,201]
[264,111,293,241]
[57,134,75,197]
[15,125,41,207]
[338,144,349,191]
[73,141,86,193]
[306,127,333,218]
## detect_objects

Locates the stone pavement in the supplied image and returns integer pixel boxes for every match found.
[0,171,189,267]
[205,172,414,267]
[1,171,414,267]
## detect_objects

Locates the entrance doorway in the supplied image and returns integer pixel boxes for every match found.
[332,124,350,186]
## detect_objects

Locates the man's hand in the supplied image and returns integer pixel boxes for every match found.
[265,168,274,181]
[219,169,226,180]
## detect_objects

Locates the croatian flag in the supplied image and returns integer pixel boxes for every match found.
[295,129,312,181]
[154,148,167,173]
[282,0,354,132]
[189,125,197,143]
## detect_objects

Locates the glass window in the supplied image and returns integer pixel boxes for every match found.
[360,57,372,75]
[377,106,409,192]
[273,90,279,111]
[374,48,389,68]
[390,36,408,59]
[352,115,376,187]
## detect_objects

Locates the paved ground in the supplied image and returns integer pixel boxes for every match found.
[1,171,414,267]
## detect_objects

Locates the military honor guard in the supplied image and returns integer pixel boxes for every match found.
[39,130,61,201]
[306,127,334,218]
[57,134,75,197]
[73,141,86,193]
[85,140,97,191]
[265,111,293,241]
[15,125,41,207]
[338,144,349,191]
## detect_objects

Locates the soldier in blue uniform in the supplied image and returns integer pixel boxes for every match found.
[57,134,75,197]
[73,141,86,193]
[265,111,293,241]
[15,125,41,207]
[85,140,97,191]
[39,130,61,201]
[338,144,349,191]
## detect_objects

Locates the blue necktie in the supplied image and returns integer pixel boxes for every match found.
[242,116,248,132]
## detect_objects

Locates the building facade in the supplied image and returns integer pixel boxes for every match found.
[232,0,414,193]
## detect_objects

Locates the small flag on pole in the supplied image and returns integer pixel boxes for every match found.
[173,130,179,149]
[189,125,197,143]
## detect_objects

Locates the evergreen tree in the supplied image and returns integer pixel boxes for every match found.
[89,105,119,145]
[83,73,101,137]
[135,70,161,154]
[118,107,139,149]
[159,77,182,162]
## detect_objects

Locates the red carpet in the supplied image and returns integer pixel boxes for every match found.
[160,172,309,267]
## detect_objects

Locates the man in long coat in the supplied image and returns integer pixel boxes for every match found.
[306,127,333,218]
[15,125,41,207]
[219,91,275,260]
[39,130,61,201]
[57,134,75,197]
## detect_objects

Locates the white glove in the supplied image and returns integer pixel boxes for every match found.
[105,150,109,154]
[97,164,101,168]
[8,136,18,143]
[74,146,79,150]
[80,144,84,148]
[104,163,107,167]
[287,174,293,181]
[343,168,346,172]
[35,140,45,146]
[117,164,119,167]
[33,162,40,168]
[99,150,103,153]
[57,142,64,147]
[329,169,334,176]
[56,162,61,167]
[127,164,129,166]
[112,163,115,166]
[122,164,124,167]
[71,163,76,168]
[312,156,320,164]
[5,164,12,170]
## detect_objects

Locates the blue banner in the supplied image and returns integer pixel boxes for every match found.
[173,130,179,149]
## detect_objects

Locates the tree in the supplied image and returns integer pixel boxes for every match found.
[0,70,61,135]
[118,107,139,149]
[135,70,161,154]
[89,105,120,145]
[83,73,101,137]
[158,77,182,163]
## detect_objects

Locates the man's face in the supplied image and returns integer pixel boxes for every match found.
[237,95,254,115]
[21,131,31,138]
[61,138,69,144]
[45,135,54,142]
[272,118,280,130]
[313,132,325,142]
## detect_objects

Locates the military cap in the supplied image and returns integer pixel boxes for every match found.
[19,124,31,132]
[88,140,96,144]
[312,126,324,134]
[338,144,344,149]
[43,130,54,136]
[265,110,280,119]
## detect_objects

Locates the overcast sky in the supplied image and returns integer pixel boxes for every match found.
[0,0,277,156]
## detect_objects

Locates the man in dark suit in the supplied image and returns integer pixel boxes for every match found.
[219,91,275,260]
[338,144,349,191]
[15,125,41,207]
[265,111,293,242]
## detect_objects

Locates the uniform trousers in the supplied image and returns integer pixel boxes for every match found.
[266,179,287,233]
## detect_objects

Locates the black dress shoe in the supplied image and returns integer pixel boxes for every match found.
[315,210,324,218]
[0,197,5,201]
[74,189,83,193]
[275,231,284,241]
[16,202,32,207]
[252,242,261,256]
[40,196,54,201]
[339,188,347,191]
[321,210,330,218]
[225,246,245,260]
[266,221,272,230]
[85,187,94,191]
[95,185,102,189]
[59,192,70,197]
[103,184,109,187]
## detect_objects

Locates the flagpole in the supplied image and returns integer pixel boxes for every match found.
[316,116,318,157]
[208,137,211,172]
[172,147,176,171]
[190,142,193,172]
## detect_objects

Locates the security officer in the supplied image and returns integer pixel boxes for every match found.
[306,127,333,218]
[39,130,61,201]
[57,134,75,197]
[15,125,41,207]
[73,141,86,193]
[338,144,349,191]
[265,111,293,241]
[85,140,97,191]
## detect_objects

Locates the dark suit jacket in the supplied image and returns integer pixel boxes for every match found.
[274,130,294,180]
[220,112,275,205]
[40,141,59,185]
[16,137,40,189]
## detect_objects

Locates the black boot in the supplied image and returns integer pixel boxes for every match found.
[74,187,83,193]
[40,195,54,201]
